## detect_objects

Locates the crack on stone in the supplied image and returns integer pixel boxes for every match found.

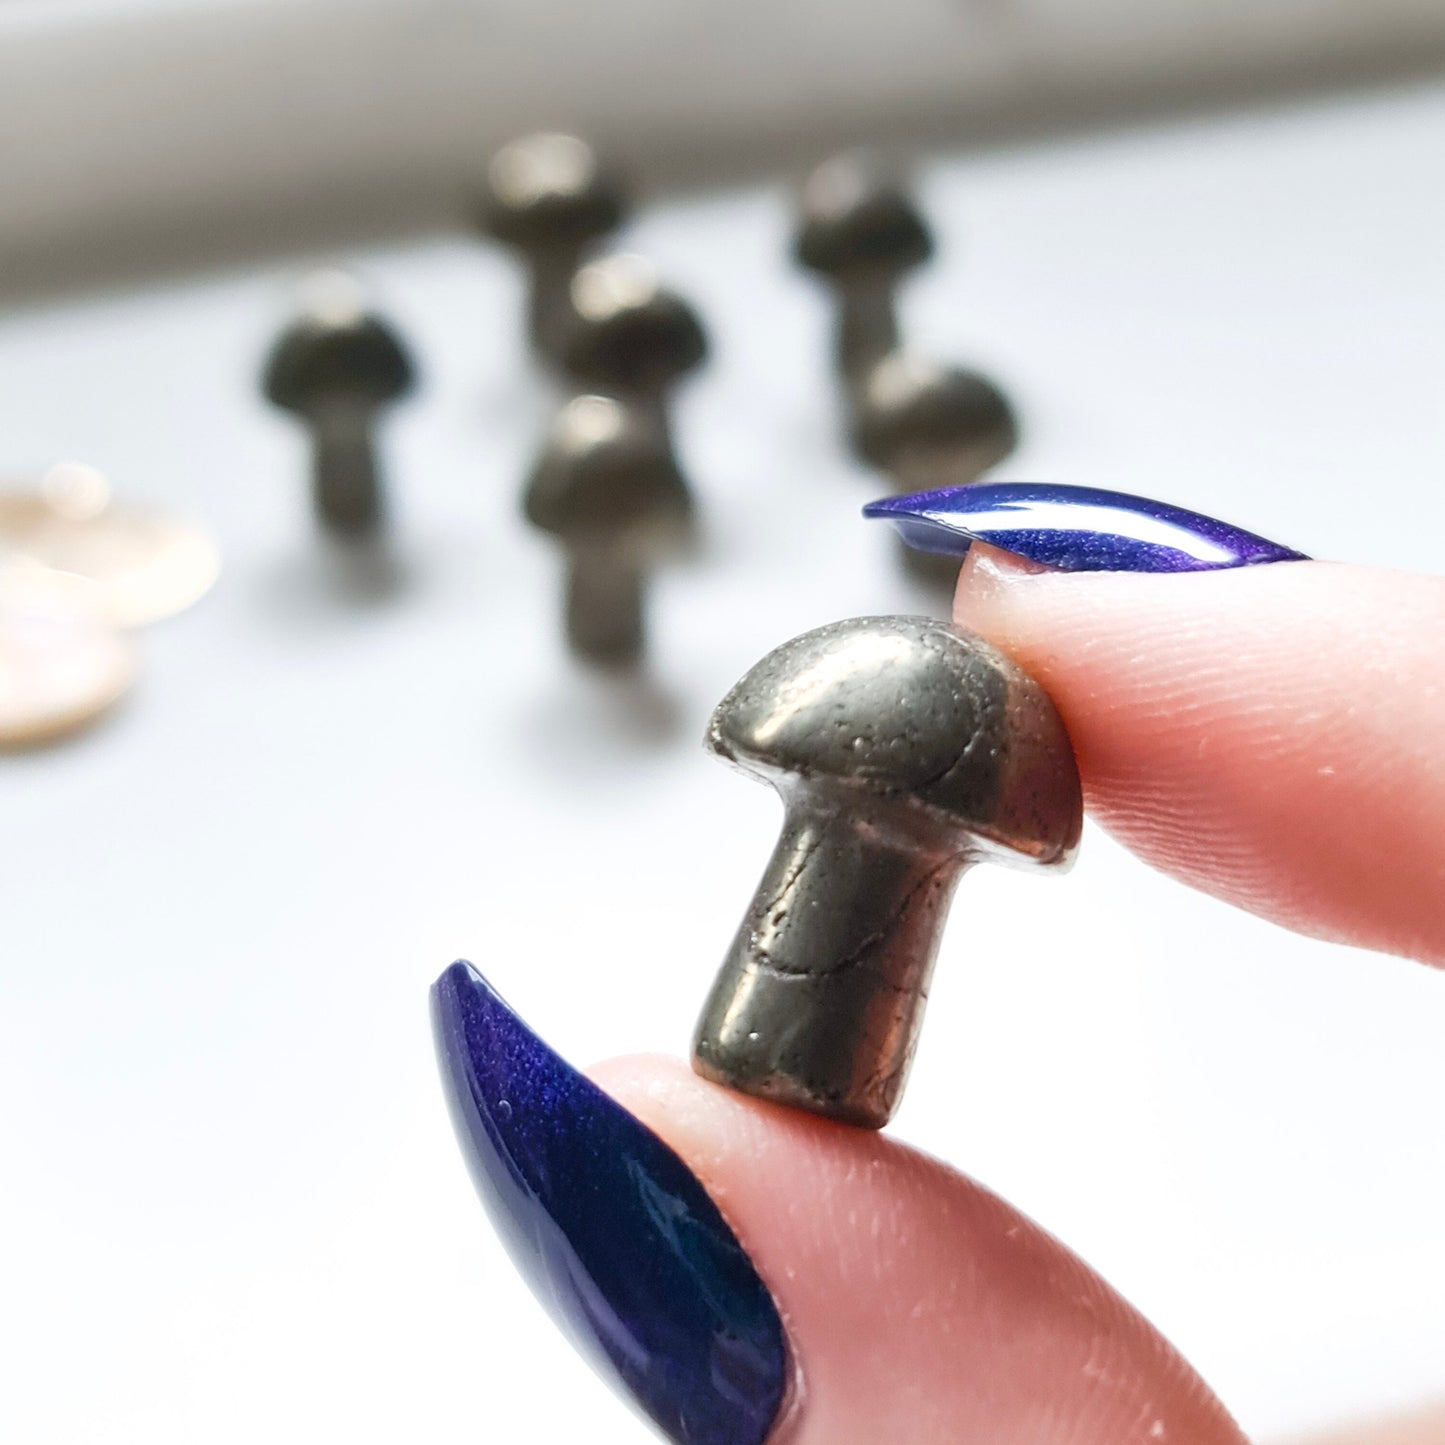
[824,854,956,976]
[747,853,956,983]
[741,950,930,1000]
[749,829,825,933]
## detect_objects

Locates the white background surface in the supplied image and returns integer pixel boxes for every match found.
[3,78,1445,1444]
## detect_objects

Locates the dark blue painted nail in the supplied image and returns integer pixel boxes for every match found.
[864,481,1308,572]
[431,961,788,1445]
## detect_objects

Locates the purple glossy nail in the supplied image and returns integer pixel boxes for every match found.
[432,962,788,1445]
[863,481,1309,573]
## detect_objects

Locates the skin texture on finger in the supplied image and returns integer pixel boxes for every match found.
[953,551,1445,965]
[591,1055,1248,1445]
[1285,1402,1445,1445]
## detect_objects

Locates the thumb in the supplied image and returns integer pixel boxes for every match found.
[594,1055,1246,1445]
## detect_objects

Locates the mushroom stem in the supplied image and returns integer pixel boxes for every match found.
[836,276,901,381]
[526,248,586,361]
[602,389,677,467]
[565,544,645,665]
[692,787,974,1129]
[309,402,382,537]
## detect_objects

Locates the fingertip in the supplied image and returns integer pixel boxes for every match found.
[588,1054,853,1198]
[952,557,1445,963]
[590,1056,1244,1445]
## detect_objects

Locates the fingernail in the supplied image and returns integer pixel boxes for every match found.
[431,961,789,1445]
[864,481,1308,572]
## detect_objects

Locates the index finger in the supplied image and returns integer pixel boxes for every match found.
[952,550,1445,966]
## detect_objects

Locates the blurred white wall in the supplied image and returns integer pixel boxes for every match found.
[3,0,1445,297]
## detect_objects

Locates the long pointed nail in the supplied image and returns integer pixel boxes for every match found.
[431,961,789,1445]
[864,481,1308,572]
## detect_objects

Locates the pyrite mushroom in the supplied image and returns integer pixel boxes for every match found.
[481,133,628,362]
[559,254,708,444]
[692,616,1082,1128]
[852,352,1017,482]
[794,152,934,382]
[852,352,1018,588]
[525,393,693,665]
[262,276,416,538]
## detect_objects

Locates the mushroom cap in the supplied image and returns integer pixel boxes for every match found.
[480,133,626,251]
[851,353,1017,471]
[559,255,707,392]
[794,153,933,279]
[524,395,692,544]
[262,305,415,414]
[707,615,1080,867]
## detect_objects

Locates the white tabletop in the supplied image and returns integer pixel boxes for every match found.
[3,77,1444,1444]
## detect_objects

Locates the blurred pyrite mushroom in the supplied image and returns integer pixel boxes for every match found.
[522,254,708,665]
[525,393,693,666]
[853,352,1017,483]
[481,133,628,362]
[262,275,416,539]
[852,352,1019,587]
[692,615,1082,1129]
[795,151,934,382]
[559,253,708,442]
[562,255,707,384]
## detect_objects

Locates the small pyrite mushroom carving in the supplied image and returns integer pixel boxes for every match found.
[525,394,693,665]
[852,352,1017,486]
[262,273,416,539]
[692,615,1082,1129]
[794,151,933,383]
[481,133,628,363]
[523,254,707,665]
[852,352,1019,587]
[558,253,708,446]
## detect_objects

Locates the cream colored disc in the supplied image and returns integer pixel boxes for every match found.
[0,464,220,628]
[0,563,135,748]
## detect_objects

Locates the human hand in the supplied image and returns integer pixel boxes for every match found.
[433,505,1445,1445]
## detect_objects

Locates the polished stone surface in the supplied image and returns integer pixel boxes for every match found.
[695,616,1081,1127]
